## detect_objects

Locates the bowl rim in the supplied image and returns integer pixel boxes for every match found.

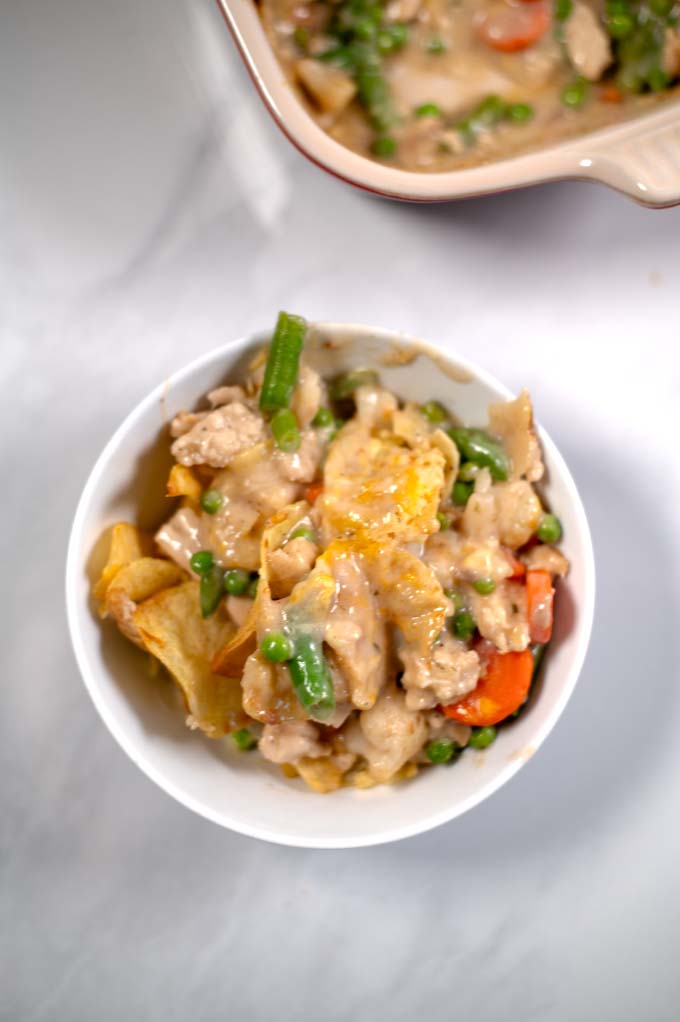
[215,0,680,208]
[66,323,596,848]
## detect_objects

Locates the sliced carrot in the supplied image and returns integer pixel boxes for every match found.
[600,85,622,103]
[475,1,549,52]
[304,480,324,504]
[442,648,534,726]
[526,568,554,644]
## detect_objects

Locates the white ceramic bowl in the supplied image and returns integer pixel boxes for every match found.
[66,323,595,848]
[216,0,680,207]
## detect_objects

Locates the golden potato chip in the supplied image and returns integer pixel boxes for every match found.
[166,463,202,504]
[93,522,153,610]
[134,580,245,737]
[105,557,184,646]
[295,757,344,793]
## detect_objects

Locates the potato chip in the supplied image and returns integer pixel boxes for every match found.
[93,522,153,610]
[295,756,344,793]
[105,557,184,646]
[134,581,246,737]
[166,463,202,504]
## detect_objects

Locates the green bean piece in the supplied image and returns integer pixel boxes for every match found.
[647,65,669,91]
[415,102,443,119]
[649,0,673,14]
[289,526,317,543]
[261,631,294,664]
[446,588,465,613]
[437,512,449,531]
[536,513,563,544]
[372,135,397,157]
[271,408,301,452]
[223,569,251,596]
[452,610,476,641]
[259,311,307,413]
[377,23,408,54]
[468,725,497,750]
[473,94,508,128]
[190,550,214,576]
[447,427,510,481]
[287,633,336,719]
[607,10,636,38]
[317,45,355,68]
[509,102,534,123]
[426,739,460,764]
[561,77,588,107]
[312,407,335,428]
[452,480,474,506]
[232,727,257,751]
[329,368,379,400]
[554,0,573,20]
[457,461,479,482]
[200,565,225,618]
[354,48,395,133]
[473,578,496,595]
[247,575,259,600]
[200,488,223,515]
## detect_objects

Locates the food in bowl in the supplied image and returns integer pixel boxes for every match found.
[258,0,680,171]
[93,312,570,793]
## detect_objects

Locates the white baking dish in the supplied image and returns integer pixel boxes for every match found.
[216,0,680,207]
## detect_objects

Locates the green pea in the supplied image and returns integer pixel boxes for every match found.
[647,66,669,92]
[223,569,251,596]
[199,565,225,618]
[452,481,473,506]
[190,550,214,575]
[425,35,446,54]
[562,77,588,107]
[473,94,508,127]
[468,725,497,750]
[372,135,397,157]
[509,102,534,123]
[355,17,377,41]
[247,575,259,600]
[437,512,449,531]
[200,488,223,515]
[415,103,442,119]
[232,727,257,751]
[473,578,496,595]
[312,407,334,428]
[289,526,316,543]
[452,610,475,641]
[426,739,460,764]
[457,462,479,482]
[420,400,447,423]
[536,513,563,544]
[261,631,294,663]
[554,0,573,20]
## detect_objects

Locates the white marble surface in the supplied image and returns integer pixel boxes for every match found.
[3,1,680,1019]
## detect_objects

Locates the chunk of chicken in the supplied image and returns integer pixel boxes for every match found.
[267,536,318,599]
[296,58,357,115]
[494,480,543,549]
[488,390,544,482]
[155,506,206,573]
[258,720,329,764]
[207,385,247,408]
[345,686,427,782]
[400,632,481,711]
[355,386,398,429]
[171,402,265,468]
[563,1,612,81]
[241,650,301,724]
[522,543,569,578]
[470,580,529,653]
[274,429,323,483]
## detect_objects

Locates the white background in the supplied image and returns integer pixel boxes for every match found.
[2,1,680,1019]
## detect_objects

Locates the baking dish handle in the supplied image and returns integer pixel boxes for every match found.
[573,111,680,208]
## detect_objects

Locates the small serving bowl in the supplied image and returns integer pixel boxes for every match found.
[66,323,595,848]
[216,0,680,207]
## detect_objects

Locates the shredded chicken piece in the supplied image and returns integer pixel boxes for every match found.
[488,390,544,483]
[354,386,398,429]
[170,410,206,438]
[400,632,481,710]
[494,480,543,549]
[345,686,427,782]
[274,429,323,483]
[241,650,301,724]
[268,536,318,599]
[563,1,612,81]
[296,58,357,115]
[259,720,329,764]
[171,402,265,468]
